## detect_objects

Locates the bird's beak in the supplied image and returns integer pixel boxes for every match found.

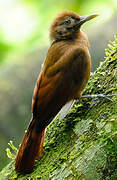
[74,13,100,30]
[80,14,100,22]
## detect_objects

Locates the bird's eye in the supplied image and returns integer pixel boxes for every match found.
[63,19,71,25]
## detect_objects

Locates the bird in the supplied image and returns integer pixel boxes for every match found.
[15,11,99,174]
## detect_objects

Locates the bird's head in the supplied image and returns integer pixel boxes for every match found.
[50,11,99,41]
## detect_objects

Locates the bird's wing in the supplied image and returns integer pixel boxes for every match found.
[31,47,90,132]
[32,69,61,114]
[32,47,78,115]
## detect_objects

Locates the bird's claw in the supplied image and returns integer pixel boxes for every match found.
[81,94,117,102]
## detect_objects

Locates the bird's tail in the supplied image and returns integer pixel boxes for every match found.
[15,119,46,174]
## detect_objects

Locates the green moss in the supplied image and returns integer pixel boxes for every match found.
[0,36,117,179]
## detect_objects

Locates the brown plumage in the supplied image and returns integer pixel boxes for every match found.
[15,11,99,174]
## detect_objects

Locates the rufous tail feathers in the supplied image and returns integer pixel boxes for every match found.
[15,119,46,174]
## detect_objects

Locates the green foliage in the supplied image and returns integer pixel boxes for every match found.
[0,40,12,63]
[6,141,17,160]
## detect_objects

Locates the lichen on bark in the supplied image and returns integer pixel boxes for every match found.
[0,36,117,180]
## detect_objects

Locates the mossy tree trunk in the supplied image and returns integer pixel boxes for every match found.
[0,36,117,180]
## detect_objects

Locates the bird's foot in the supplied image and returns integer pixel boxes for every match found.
[81,94,117,102]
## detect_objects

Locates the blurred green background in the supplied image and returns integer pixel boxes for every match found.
[0,0,117,171]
